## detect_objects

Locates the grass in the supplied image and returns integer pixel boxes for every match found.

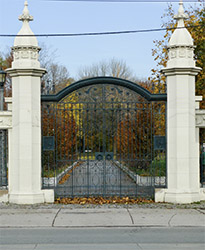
[42,164,71,178]
[128,157,166,177]
[151,158,166,177]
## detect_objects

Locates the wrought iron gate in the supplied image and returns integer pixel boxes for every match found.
[0,130,8,187]
[41,77,167,198]
[200,143,205,187]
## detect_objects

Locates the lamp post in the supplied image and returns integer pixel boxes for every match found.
[0,68,6,111]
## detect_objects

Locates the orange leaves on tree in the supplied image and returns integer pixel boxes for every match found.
[151,2,204,108]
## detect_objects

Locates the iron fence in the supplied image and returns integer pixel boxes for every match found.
[200,143,205,187]
[0,130,8,188]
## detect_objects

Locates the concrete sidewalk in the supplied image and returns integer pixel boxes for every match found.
[0,207,204,228]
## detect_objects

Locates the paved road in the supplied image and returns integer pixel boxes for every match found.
[56,160,148,197]
[0,227,204,250]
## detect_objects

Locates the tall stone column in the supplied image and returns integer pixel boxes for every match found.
[6,1,53,204]
[161,0,201,203]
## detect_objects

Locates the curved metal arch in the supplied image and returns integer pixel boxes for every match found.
[41,76,167,102]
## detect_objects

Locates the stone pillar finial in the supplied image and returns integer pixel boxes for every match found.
[174,0,188,27]
[12,0,40,68]
[19,1,33,22]
[167,0,194,68]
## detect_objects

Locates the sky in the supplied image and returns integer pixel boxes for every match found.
[0,0,202,80]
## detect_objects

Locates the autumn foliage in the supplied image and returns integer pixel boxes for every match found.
[42,103,77,172]
[150,1,205,108]
[55,196,154,205]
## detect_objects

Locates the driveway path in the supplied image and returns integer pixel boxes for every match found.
[56,160,149,197]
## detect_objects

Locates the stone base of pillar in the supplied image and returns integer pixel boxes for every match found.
[9,193,45,204]
[42,189,55,203]
[0,189,54,205]
[8,189,54,204]
[155,188,203,204]
[200,188,205,201]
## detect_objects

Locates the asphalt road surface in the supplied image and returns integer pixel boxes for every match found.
[56,160,152,197]
[0,227,204,250]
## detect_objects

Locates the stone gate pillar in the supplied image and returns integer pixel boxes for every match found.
[160,1,202,203]
[6,1,54,204]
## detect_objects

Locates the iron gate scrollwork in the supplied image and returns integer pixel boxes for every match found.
[41,77,167,198]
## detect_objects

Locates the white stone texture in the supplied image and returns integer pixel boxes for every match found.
[12,1,40,69]
[195,109,205,128]
[168,2,194,68]
[7,69,46,204]
[4,97,12,111]
[160,1,202,203]
[5,1,51,204]
[42,189,55,203]
[200,188,205,200]
[195,96,203,110]
[0,111,12,129]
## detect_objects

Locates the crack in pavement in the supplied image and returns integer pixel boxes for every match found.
[127,208,134,225]
[33,244,38,250]
[168,213,177,227]
[196,209,205,215]
[136,243,143,250]
[52,208,62,227]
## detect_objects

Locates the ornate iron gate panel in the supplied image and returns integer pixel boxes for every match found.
[41,77,167,198]
[0,130,8,187]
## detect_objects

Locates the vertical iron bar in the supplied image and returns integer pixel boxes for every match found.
[0,86,4,111]
[59,104,62,161]
[5,130,8,186]
[94,103,97,157]
[47,105,50,187]
[86,103,89,197]
[165,102,167,188]
[127,102,130,169]
[135,103,138,197]
[146,103,149,189]
[139,103,142,167]
[98,101,101,153]
[150,103,153,188]
[143,103,145,164]
[119,103,122,197]
[75,100,78,161]
[53,103,56,187]
[131,103,134,166]
[102,85,106,197]
[79,102,82,161]
[63,103,66,161]
[71,103,74,197]
[112,99,114,154]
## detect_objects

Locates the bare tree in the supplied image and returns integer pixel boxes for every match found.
[39,43,71,94]
[1,44,71,95]
[78,58,134,81]
[0,49,13,97]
